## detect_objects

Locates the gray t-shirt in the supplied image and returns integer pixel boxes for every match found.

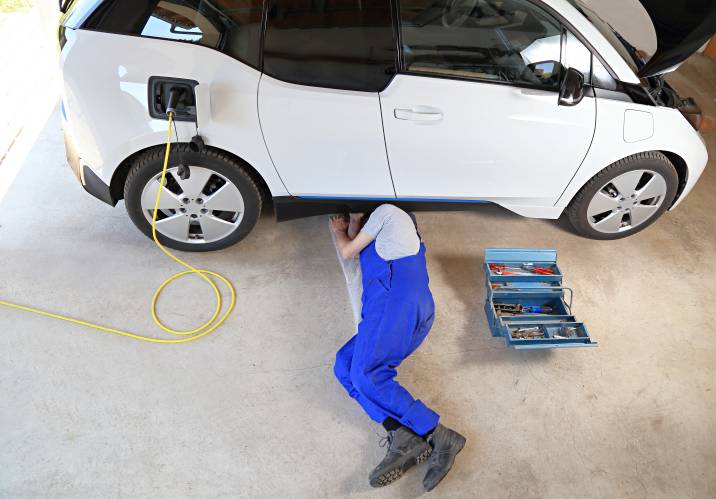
[361,204,420,261]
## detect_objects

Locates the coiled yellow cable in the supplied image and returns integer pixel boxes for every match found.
[0,113,235,343]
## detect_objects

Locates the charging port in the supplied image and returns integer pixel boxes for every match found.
[148,76,198,122]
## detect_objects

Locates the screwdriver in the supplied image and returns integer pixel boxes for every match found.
[494,303,554,315]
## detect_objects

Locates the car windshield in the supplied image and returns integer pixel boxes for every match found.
[567,0,641,74]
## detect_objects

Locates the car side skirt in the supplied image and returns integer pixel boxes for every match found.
[272,196,565,222]
[273,197,491,221]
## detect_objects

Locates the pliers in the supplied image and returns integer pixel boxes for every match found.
[489,263,555,276]
[524,264,555,275]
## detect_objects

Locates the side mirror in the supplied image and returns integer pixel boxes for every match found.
[559,67,585,106]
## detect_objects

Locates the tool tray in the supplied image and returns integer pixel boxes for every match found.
[484,248,596,349]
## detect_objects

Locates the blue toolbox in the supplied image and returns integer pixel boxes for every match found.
[483,248,597,350]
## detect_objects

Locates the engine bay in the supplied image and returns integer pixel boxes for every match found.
[646,76,704,130]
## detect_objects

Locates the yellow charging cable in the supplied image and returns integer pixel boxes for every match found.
[0,113,235,343]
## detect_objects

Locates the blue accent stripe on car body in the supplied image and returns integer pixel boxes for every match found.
[297,196,490,203]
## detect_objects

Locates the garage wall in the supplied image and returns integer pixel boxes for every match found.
[580,0,657,54]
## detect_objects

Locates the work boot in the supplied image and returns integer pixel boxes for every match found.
[422,424,466,492]
[369,427,432,487]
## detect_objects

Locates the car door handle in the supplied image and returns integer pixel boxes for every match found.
[394,107,443,122]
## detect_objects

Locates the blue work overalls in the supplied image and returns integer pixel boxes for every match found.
[333,240,440,436]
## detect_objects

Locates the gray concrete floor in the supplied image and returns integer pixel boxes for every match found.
[2,48,716,499]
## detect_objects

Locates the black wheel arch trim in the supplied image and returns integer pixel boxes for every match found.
[109,143,272,205]
[559,150,689,210]
[660,150,689,207]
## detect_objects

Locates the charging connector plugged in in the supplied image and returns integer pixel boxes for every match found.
[165,87,185,117]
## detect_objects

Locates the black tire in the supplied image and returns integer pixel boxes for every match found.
[124,145,262,252]
[565,152,679,240]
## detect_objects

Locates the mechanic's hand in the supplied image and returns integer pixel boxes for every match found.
[330,215,349,234]
[347,212,365,239]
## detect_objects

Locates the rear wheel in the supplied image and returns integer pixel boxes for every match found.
[566,152,678,239]
[124,146,261,251]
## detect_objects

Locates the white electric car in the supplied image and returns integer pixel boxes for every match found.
[58,0,713,251]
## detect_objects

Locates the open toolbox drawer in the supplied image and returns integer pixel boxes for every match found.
[485,248,563,284]
[484,248,597,349]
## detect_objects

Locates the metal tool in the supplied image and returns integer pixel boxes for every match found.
[491,282,551,289]
[511,326,545,339]
[553,326,580,339]
[521,264,555,275]
[494,303,554,315]
[488,264,532,276]
[489,263,555,276]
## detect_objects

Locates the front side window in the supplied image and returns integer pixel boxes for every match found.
[563,31,617,90]
[591,56,616,90]
[262,0,396,92]
[399,0,563,89]
[563,31,590,79]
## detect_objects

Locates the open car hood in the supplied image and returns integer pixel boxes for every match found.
[637,0,716,77]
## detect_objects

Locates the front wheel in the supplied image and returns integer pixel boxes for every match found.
[124,146,262,251]
[565,152,679,239]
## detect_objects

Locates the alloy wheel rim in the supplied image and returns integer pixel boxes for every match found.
[586,169,667,234]
[140,166,245,244]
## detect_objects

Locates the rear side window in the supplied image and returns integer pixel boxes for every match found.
[262,0,397,92]
[84,0,263,69]
[141,2,220,45]
[398,0,563,89]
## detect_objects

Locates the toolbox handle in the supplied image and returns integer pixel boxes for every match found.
[491,286,573,311]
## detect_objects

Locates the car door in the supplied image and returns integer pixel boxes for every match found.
[258,0,398,198]
[380,0,597,203]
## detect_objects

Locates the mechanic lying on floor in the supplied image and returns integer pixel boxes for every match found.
[330,204,466,491]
